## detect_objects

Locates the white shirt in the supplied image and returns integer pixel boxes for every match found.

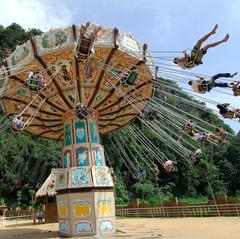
[164,160,173,167]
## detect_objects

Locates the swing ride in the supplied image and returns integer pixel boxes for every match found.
[0,22,237,237]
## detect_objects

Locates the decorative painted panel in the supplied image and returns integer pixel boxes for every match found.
[73,220,94,234]
[58,200,68,218]
[75,120,87,143]
[83,58,98,82]
[65,124,72,146]
[55,59,73,85]
[56,170,68,190]
[94,28,114,47]
[89,120,100,144]
[92,167,113,187]
[94,191,115,218]
[72,199,91,218]
[70,167,92,188]
[35,27,73,55]
[64,149,71,168]
[97,199,112,217]
[91,146,104,166]
[76,146,89,166]
[42,30,67,48]
[59,219,70,234]
[10,41,32,66]
[97,218,115,233]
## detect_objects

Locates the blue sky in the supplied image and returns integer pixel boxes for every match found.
[1,0,240,131]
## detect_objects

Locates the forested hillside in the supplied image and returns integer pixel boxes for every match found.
[0,23,239,208]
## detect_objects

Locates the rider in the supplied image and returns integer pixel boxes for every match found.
[188,72,237,93]
[163,160,176,172]
[215,127,228,147]
[12,116,24,129]
[216,103,235,119]
[173,24,229,69]
[229,82,240,96]
[183,120,196,135]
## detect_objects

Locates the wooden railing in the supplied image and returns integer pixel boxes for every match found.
[116,203,240,217]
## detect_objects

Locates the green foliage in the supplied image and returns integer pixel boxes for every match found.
[142,195,171,205]
[133,181,156,200]
[114,177,129,205]
[178,197,209,204]
[0,23,42,64]
[165,96,177,106]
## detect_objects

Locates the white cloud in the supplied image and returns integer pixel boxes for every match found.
[0,0,74,31]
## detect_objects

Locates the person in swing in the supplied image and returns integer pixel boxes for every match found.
[12,116,24,130]
[188,72,238,93]
[216,103,235,119]
[173,24,229,69]
[229,81,240,96]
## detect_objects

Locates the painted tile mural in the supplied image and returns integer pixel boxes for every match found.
[65,124,72,146]
[89,120,100,144]
[75,120,87,143]
[64,150,71,168]
[41,30,68,48]
[56,171,68,189]
[93,167,112,187]
[76,147,89,166]
[71,167,89,186]
[97,199,112,216]
[73,220,94,234]
[58,200,68,218]
[11,43,31,66]
[73,199,91,218]
[59,220,70,234]
[98,219,114,232]
[92,146,103,166]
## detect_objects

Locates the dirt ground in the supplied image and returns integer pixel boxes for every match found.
[0,217,240,239]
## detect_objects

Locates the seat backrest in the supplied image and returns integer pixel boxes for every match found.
[29,78,39,92]
[122,70,138,85]
[224,111,234,119]
[185,61,197,69]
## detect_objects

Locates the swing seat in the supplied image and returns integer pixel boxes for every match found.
[29,78,40,92]
[198,134,208,143]
[224,111,234,119]
[12,123,24,131]
[122,71,138,85]
[233,89,240,96]
[75,104,90,119]
[12,124,21,131]
[184,120,196,134]
[186,49,204,69]
[139,171,146,179]
[164,162,175,172]
[140,109,157,121]
[28,77,45,92]
[76,37,94,61]
[152,164,159,176]
[110,69,122,78]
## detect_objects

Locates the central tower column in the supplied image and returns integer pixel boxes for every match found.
[55,111,116,237]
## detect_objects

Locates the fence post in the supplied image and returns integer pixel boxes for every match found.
[207,179,220,217]
[235,205,240,217]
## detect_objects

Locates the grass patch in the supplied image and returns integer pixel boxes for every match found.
[178,197,209,205]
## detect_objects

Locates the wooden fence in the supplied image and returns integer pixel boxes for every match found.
[116,203,240,217]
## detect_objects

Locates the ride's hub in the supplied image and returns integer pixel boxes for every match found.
[0,22,156,237]
[55,111,115,237]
